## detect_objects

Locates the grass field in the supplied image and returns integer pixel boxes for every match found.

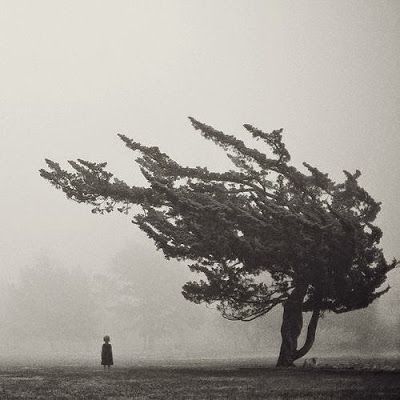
[0,359,399,399]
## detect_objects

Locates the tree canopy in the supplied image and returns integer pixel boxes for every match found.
[40,118,397,365]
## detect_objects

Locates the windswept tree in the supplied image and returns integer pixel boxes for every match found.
[40,118,397,366]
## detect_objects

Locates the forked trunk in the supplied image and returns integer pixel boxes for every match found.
[276,284,320,367]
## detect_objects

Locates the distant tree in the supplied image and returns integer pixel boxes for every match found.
[40,118,397,366]
[5,262,97,358]
[94,247,205,357]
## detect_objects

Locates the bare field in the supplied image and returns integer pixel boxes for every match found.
[0,360,399,399]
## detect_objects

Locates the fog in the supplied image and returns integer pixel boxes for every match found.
[1,0,399,363]
[0,248,282,363]
[0,250,399,363]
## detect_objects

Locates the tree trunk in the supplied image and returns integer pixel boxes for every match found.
[294,308,320,361]
[276,284,320,367]
[276,284,307,367]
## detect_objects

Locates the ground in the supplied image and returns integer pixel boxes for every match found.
[0,359,399,399]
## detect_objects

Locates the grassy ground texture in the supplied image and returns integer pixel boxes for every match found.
[0,359,399,399]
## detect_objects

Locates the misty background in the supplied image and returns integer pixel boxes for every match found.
[0,0,399,363]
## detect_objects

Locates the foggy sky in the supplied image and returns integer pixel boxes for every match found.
[0,1,399,360]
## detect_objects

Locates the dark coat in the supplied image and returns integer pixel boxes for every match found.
[101,343,113,366]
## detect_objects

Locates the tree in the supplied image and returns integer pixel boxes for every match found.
[4,261,98,359]
[94,246,205,357]
[40,118,397,366]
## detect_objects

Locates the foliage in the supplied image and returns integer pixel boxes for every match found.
[40,118,397,323]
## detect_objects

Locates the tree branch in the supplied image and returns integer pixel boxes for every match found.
[294,308,320,360]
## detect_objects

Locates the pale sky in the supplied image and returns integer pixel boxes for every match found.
[1,0,399,289]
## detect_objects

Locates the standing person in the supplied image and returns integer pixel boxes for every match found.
[101,335,113,370]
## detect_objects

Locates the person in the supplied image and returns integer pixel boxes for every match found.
[101,335,113,370]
